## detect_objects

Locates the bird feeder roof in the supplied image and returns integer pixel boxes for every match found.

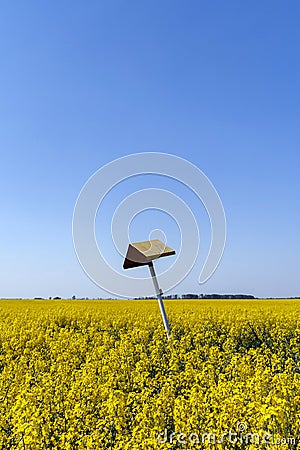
[123,239,175,269]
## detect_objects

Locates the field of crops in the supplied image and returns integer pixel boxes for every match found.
[0,299,299,449]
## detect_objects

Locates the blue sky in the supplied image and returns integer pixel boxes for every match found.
[1,1,299,298]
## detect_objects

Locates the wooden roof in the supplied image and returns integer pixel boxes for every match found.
[123,239,175,269]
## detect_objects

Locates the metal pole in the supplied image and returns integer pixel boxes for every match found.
[148,261,171,339]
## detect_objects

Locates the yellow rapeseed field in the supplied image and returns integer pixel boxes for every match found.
[0,299,299,449]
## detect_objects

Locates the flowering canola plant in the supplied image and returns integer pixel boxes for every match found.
[0,299,299,449]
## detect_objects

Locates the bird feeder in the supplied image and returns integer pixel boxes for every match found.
[123,239,175,339]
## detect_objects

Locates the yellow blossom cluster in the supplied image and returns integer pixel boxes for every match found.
[0,299,299,449]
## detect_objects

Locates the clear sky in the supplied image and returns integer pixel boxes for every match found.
[1,1,299,299]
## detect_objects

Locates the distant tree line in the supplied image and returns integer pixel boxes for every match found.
[17,294,300,301]
[181,293,256,299]
[134,293,256,300]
